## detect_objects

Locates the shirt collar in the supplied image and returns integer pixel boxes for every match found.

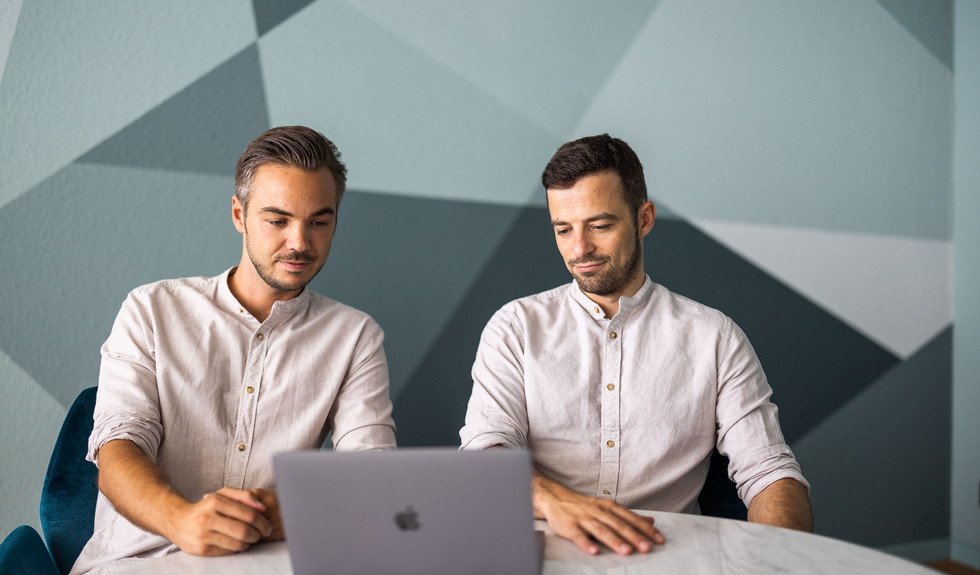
[217,267,311,324]
[568,275,654,319]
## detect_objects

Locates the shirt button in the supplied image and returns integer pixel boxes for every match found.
[606,383,615,391]
[246,386,255,394]
[593,306,600,314]
[602,490,611,495]
[256,333,265,341]
[238,307,244,314]
[606,440,615,448]
[609,331,617,340]
[237,443,247,452]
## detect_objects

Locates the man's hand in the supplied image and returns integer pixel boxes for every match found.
[96,440,275,557]
[165,487,273,556]
[532,471,665,556]
[249,488,284,541]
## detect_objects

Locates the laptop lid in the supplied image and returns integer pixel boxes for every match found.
[274,448,539,575]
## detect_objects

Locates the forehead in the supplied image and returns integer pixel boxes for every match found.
[250,165,337,211]
[546,171,631,220]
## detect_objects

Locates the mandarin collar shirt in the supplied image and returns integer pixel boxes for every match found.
[460,276,807,514]
[72,268,395,574]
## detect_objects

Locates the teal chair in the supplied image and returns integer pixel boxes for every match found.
[40,386,99,574]
[697,450,748,521]
[0,525,60,575]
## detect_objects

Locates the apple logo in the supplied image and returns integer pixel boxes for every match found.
[394,506,421,531]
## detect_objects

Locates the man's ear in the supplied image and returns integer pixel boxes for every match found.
[232,195,246,234]
[639,201,656,238]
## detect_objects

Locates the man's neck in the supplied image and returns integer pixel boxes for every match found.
[227,264,300,323]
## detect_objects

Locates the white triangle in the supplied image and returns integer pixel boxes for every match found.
[691,219,952,360]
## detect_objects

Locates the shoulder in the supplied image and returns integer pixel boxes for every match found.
[492,283,569,324]
[649,283,735,335]
[125,275,214,305]
[304,291,382,330]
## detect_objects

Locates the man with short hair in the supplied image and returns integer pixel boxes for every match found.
[460,134,811,556]
[71,126,396,574]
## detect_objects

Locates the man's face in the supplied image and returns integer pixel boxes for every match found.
[232,164,338,295]
[547,171,652,298]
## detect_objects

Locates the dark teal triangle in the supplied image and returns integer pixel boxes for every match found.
[393,208,901,447]
[875,0,952,70]
[253,0,317,36]
[79,44,269,177]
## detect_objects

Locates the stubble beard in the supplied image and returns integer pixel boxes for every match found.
[572,226,643,297]
[245,233,324,293]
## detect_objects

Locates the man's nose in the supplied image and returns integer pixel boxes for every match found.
[572,230,595,259]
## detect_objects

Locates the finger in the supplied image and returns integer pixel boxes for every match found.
[563,528,601,556]
[581,518,636,556]
[606,507,665,545]
[216,487,267,512]
[208,494,273,539]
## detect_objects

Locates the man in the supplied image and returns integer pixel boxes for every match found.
[460,134,811,557]
[71,126,396,574]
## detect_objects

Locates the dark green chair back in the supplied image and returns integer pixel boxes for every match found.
[697,450,748,521]
[0,525,60,575]
[40,386,99,574]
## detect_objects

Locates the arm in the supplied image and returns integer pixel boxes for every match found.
[97,439,275,555]
[532,469,665,556]
[747,478,813,532]
[329,318,396,451]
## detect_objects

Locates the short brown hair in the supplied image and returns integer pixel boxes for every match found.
[235,126,347,213]
[541,134,647,220]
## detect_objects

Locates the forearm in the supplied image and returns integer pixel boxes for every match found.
[96,439,192,540]
[747,478,813,532]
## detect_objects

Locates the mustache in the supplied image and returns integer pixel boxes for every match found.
[568,255,610,266]
[274,250,316,263]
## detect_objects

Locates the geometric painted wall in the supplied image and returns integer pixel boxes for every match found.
[0,0,957,560]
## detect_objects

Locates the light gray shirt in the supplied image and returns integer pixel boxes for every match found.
[460,277,807,514]
[72,269,396,574]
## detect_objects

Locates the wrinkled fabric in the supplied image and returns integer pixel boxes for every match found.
[461,277,807,514]
[72,268,395,574]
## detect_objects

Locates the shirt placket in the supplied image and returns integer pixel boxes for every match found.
[597,316,623,500]
[225,325,270,488]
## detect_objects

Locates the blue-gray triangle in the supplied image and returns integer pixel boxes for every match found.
[304,189,525,399]
[394,210,900,447]
[792,328,951,547]
[78,44,269,177]
[252,0,316,37]
[0,163,240,406]
[875,0,952,70]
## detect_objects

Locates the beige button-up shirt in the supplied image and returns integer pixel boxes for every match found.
[72,269,395,574]
[460,277,806,514]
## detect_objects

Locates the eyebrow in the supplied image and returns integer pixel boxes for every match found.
[550,212,620,227]
[258,206,336,217]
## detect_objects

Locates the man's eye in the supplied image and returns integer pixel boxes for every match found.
[268,220,286,227]
[592,224,611,231]
[312,220,331,228]
[555,228,570,236]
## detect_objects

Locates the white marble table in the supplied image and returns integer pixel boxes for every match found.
[96,511,936,575]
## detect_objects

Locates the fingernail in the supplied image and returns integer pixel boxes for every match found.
[619,544,631,554]
[638,540,651,552]
[588,544,599,555]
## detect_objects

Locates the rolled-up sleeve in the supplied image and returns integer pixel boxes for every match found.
[329,319,396,451]
[459,308,530,451]
[715,320,810,507]
[88,290,164,466]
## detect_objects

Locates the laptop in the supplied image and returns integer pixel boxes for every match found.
[273,448,541,575]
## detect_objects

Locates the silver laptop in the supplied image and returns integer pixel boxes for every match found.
[274,448,540,575]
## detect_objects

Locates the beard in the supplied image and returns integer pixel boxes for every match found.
[569,227,642,297]
[246,234,323,293]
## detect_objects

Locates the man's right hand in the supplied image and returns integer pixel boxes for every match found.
[97,440,273,557]
[532,471,666,556]
[164,487,273,556]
